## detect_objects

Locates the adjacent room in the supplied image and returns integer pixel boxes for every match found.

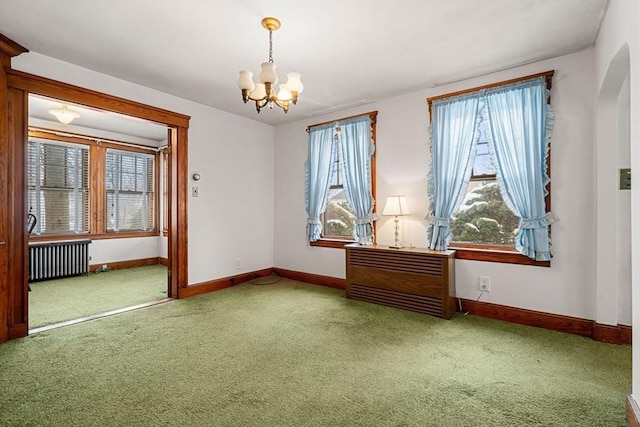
[0,1,638,426]
[26,94,171,331]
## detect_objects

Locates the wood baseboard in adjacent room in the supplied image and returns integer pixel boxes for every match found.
[593,323,622,344]
[273,268,346,290]
[627,395,640,427]
[179,268,273,299]
[620,324,632,345]
[89,257,161,272]
[593,323,632,345]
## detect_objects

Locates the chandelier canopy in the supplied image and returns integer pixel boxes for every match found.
[237,17,303,114]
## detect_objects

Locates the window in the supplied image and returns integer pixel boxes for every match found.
[306,111,378,249]
[28,138,89,235]
[106,149,155,232]
[450,125,520,247]
[427,71,554,266]
[322,136,356,239]
[27,130,159,239]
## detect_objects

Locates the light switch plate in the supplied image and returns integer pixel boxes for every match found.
[620,168,631,190]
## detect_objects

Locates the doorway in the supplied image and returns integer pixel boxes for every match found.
[27,94,172,331]
[4,68,190,339]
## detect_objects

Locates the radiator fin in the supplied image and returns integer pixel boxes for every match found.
[349,250,442,276]
[29,240,91,282]
[349,283,443,317]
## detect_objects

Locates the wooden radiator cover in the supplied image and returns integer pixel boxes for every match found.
[345,244,455,319]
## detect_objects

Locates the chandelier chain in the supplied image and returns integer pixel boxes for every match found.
[268,30,273,63]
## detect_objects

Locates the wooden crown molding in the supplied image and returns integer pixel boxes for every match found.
[6,69,191,128]
[0,34,28,59]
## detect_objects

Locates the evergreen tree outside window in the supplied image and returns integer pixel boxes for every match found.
[450,125,520,246]
[322,134,356,239]
[306,111,378,248]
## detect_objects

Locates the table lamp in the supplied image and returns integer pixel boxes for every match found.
[382,196,410,249]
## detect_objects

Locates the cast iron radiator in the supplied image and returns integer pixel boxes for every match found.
[28,239,91,282]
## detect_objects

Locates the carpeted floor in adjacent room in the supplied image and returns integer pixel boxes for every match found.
[2,276,631,426]
[29,264,168,329]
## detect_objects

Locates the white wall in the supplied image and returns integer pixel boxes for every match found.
[89,237,159,266]
[617,74,631,326]
[14,53,275,286]
[593,0,640,403]
[275,49,597,320]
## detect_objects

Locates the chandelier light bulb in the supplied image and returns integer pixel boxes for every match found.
[277,84,292,101]
[251,83,267,100]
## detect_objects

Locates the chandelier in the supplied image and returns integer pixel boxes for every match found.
[237,17,303,114]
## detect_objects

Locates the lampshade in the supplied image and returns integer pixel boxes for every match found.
[285,72,304,94]
[251,83,267,100]
[49,104,80,125]
[382,196,410,216]
[258,62,278,85]
[237,71,255,91]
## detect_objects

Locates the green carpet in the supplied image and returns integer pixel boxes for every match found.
[2,277,631,426]
[29,265,168,329]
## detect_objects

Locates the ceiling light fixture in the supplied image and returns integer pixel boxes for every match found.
[237,17,303,114]
[48,104,80,124]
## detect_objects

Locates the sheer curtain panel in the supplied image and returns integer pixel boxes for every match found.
[483,77,557,260]
[427,95,481,250]
[304,125,335,241]
[339,116,377,245]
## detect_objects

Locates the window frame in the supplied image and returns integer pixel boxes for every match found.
[27,128,160,242]
[27,137,90,236]
[307,111,378,249]
[427,71,553,267]
[105,147,156,233]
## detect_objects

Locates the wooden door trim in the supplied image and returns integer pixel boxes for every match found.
[3,66,190,341]
[6,69,190,128]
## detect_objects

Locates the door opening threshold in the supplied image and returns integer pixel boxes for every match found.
[29,298,173,334]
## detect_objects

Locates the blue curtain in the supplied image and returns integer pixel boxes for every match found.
[339,116,378,245]
[483,77,557,260]
[304,125,335,241]
[427,95,481,250]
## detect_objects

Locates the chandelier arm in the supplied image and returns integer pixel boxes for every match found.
[255,98,270,111]
[248,93,268,102]
[271,97,290,112]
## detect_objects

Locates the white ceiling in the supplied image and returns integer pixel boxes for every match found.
[0,0,607,127]
[29,94,168,146]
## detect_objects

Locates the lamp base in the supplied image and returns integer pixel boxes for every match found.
[388,244,404,249]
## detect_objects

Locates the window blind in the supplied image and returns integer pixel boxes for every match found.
[27,139,90,235]
[106,149,155,232]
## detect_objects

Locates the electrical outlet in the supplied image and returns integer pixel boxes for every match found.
[478,276,491,292]
[192,186,199,197]
[235,259,241,270]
